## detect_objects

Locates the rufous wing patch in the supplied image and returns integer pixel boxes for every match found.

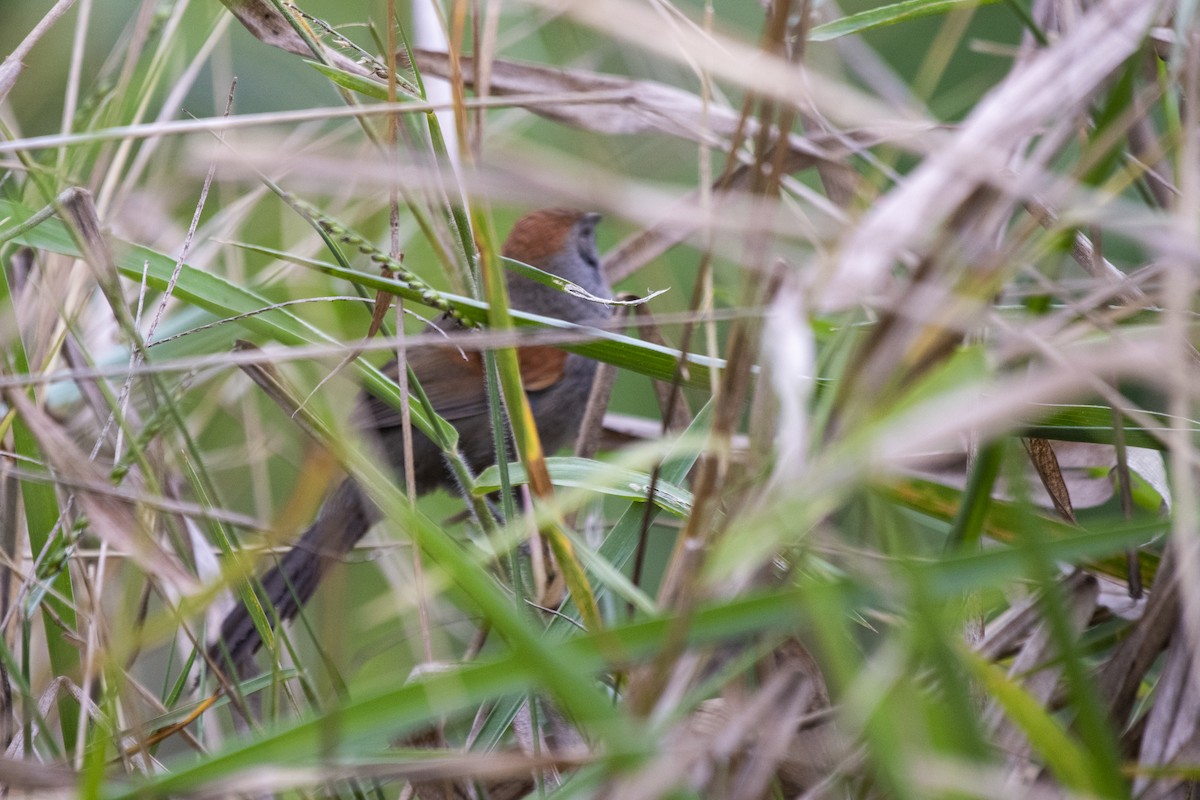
[517,345,568,391]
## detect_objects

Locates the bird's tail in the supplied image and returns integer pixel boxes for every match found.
[207,478,372,672]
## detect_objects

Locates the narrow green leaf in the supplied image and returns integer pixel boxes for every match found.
[105,585,808,799]
[235,241,720,388]
[474,456,694,517]
[885,476,1164,586]
[964,652,1115,795]
[1025,404,1187,451]
[306,61,410,101]
[810,0,999,42]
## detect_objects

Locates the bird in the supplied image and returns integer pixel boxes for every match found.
[209,208,612,671]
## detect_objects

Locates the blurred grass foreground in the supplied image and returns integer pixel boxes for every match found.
[0,0,1197,797]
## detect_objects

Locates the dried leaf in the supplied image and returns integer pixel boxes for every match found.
[984,572,1098,775]
[1024,437,1076,523]
[1134,618,1200,798]
[912,440,1169,513]
[413,49,860,165]
[830,0,1159,310]
[219,0,369,77]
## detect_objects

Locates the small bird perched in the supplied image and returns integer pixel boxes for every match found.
[209,208,612,670]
